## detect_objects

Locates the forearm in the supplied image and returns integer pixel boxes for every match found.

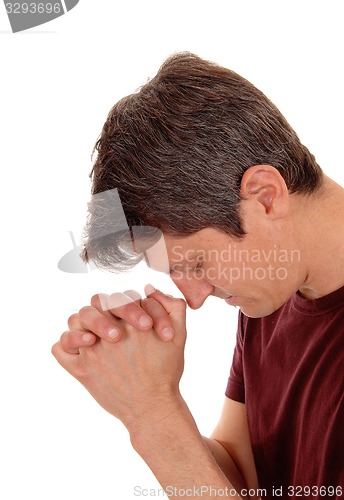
[203,437,247,492]
[129,394,243,500]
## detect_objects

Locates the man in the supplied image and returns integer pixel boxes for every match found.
[52,53,344,499]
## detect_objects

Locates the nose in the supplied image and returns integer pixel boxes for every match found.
[171,275,215,309]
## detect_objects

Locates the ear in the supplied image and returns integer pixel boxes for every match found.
[240,165,289,218]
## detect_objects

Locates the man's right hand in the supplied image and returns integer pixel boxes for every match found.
[60,286,177,354]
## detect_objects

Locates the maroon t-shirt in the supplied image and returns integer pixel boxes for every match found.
[226,285,344,499]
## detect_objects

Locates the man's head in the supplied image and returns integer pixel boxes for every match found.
[82,52,323,316]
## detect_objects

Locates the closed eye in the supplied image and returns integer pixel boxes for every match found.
[169,260,203,275]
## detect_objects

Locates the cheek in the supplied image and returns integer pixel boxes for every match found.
[236,262,291,289]
[203,261,247,290]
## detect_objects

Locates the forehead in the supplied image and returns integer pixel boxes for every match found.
[144,228,232,273]
[163,228,231,254]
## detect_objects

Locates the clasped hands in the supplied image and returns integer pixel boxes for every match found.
[52,285,187,432]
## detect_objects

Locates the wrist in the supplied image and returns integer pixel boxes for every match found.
[128,391,198,455]
[126,395,241,499]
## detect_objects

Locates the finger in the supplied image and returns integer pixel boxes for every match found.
[123,289,142,305]
[68,300,122,340]
[105,292,153,331]
[144,285,187,343]
[78,306,122,342]
[68,313,83,331]
[67,296,115,332]
[91,290,142,315]
[145,285,187,316]
[59,329,97,354]
[91,293,109,311]
[91,293,120,321]
[140,297,176,342]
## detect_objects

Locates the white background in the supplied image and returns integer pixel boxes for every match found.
[0,1,343,499]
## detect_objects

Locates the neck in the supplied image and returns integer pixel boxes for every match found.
[295,175,344,299]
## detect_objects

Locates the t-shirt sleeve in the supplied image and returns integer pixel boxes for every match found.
[225,311,245,403]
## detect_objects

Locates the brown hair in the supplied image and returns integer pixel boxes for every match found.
[82,52,322,270]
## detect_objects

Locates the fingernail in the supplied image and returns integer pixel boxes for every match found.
[161,327,175,341]
[82,333,93,343]
[139,316,152,328]
[145,284,156,296]
[107,327,120,339]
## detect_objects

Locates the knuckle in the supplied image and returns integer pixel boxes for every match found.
[67,313,79,328]
[91,293,109,311]
[90,294,101,308]
[124,303,143,322]
[78,306,109,335]
[59,330,73,348]
[94,317,109,336]
[79,305,92,315]
[174,298,187,311]
[78,306,93,320]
